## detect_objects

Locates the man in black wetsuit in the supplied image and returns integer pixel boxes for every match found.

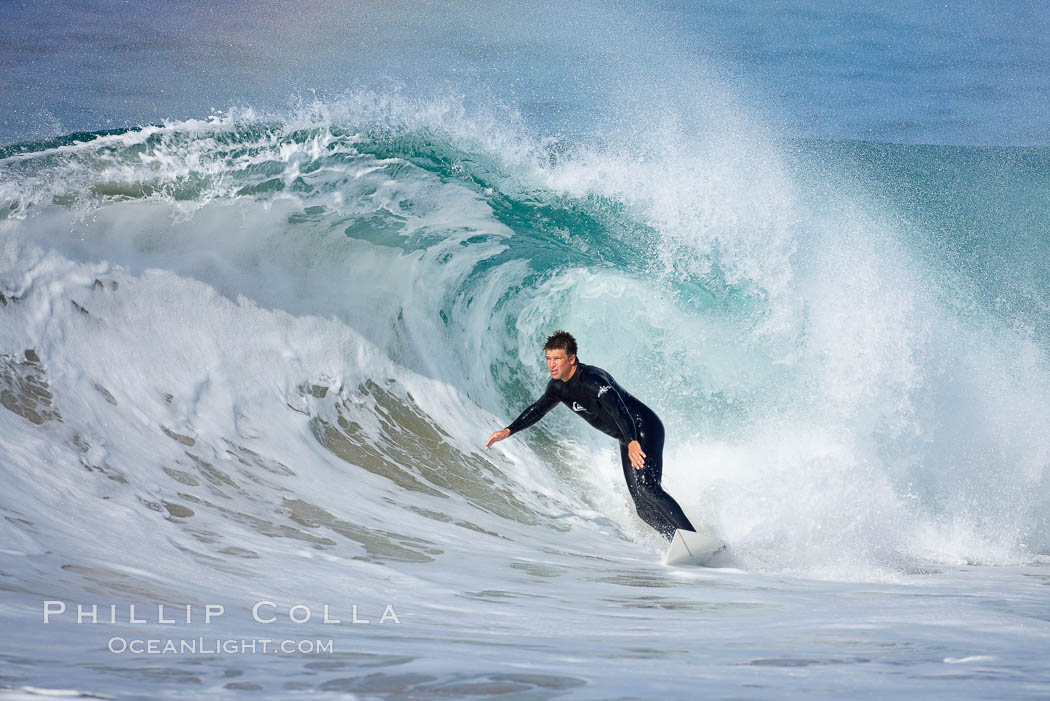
[485,330,696,541]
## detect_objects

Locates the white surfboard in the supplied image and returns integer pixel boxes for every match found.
[663,528,727,566]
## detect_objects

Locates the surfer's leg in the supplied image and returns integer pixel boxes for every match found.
[620,444,675,538]
[622,412,696,540]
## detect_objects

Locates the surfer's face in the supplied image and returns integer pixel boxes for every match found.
[545,349,576,381]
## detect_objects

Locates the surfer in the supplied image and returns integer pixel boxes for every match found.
[485,330,696,541]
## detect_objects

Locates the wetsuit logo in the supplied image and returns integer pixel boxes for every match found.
[597,385,610,397]
[572,402,586,412]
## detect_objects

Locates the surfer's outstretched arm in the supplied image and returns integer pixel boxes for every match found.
[485,382,559,449]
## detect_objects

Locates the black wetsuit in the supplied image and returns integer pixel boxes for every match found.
[507,362,696,541]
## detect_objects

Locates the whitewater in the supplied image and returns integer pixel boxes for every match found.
[2,2,1049,699]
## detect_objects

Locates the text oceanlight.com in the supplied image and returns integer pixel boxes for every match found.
[107,637,334,655]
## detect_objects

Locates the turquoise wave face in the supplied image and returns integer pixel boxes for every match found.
[2,101,1049,563]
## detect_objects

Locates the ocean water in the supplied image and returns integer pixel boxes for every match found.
[1,2,1049,699]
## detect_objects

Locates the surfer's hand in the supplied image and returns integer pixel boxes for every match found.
[486,428,511,450]
[628,440,646,469]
